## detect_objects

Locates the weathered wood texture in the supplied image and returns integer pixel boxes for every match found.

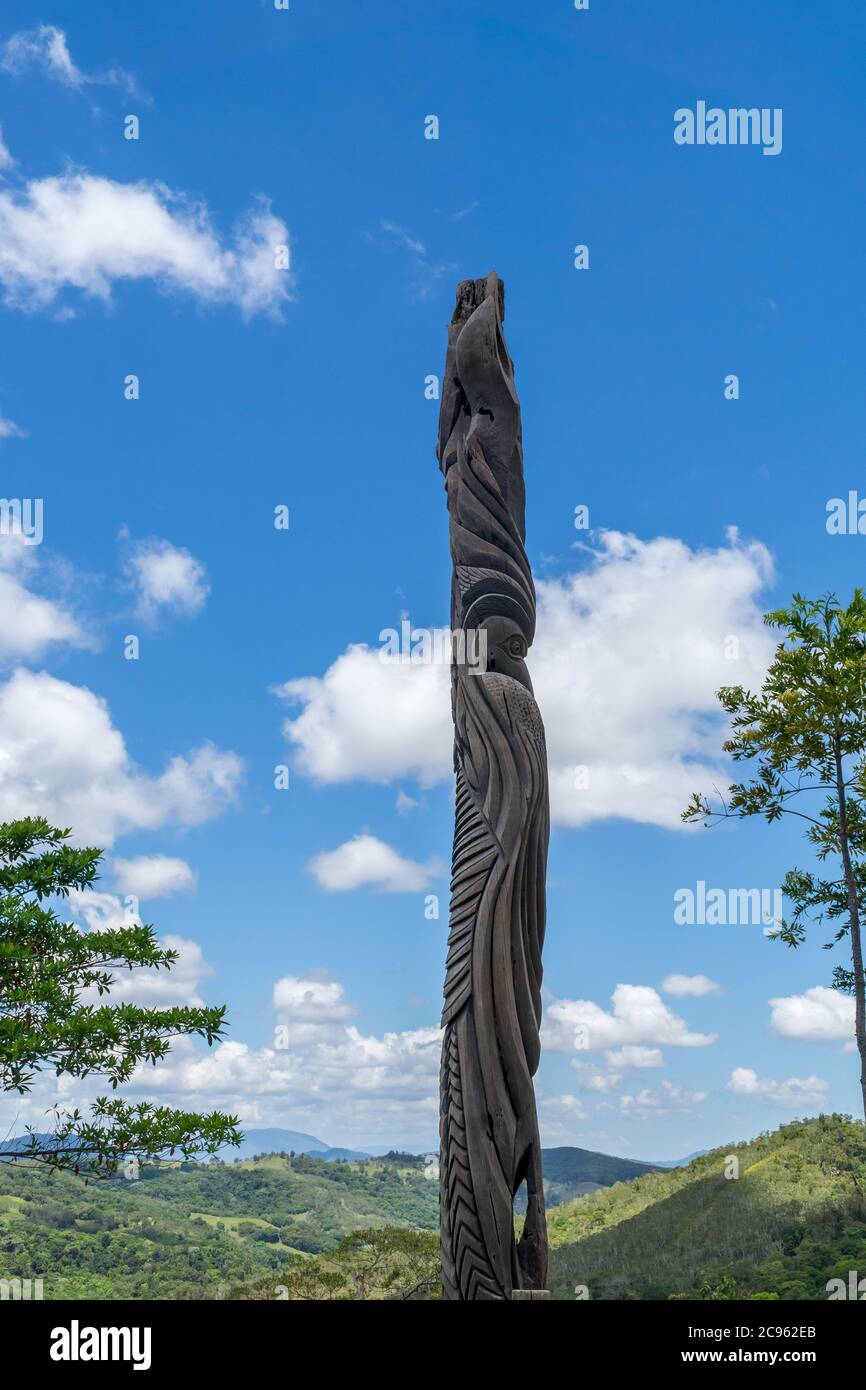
[437,274,550,1300]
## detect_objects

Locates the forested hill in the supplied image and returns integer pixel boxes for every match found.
[539,1146,659,1203]
[0,1151,438,1300]
[547,1114,866,1301]
[4,1121,863,1299]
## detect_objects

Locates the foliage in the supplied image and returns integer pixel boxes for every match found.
[0,1150,439,1299]
[548,1114,866,1300]
[0,817,239,1173]
[230,1227,441,1301]
[683,593,866,1116]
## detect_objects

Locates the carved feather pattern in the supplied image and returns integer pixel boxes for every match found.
[436,274,550,1300]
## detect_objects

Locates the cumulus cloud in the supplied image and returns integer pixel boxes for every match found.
[0,174,291,317]
[537,1092,588,1138]
[276,644,452,787]
[65,887,211,1006]
[605,1045,664,1069]
[727,1067,829,1110]
[68,888,212,1007]
[543,984,717,1055]
[0,24,139,97]
[278,529,774,829]
[111,972,444,1149]
[618,1080,709,1116]
[112,855,197,900]
[0,668,243,845]
[570,1062,624,1093]
[273,974,356,1028]
[308,834,445,893]
[661,973,723,998]
[0,534,89,660]
[769,985,855,1043]
[125,537,210,622]
[537,529,774,825]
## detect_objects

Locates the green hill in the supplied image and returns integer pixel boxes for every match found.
[536,1146,660,1205]
[0,1150,438,1300]
[547,1113,866,1301]
[4,1119,863,1299]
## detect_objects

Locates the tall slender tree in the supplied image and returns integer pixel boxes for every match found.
[684,592,866,1121]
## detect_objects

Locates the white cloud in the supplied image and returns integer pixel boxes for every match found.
[537,1091,588,1138]
[308,833,444,893]
[727,1067,829,1110]
[276,643,452,787]
[125,538,210,622]
[278,530,774,829]
[66,887,211,1006]
[68,888,211,1007]
[0,125,14,172]
[378,220,426,256]
[543,984,717,1055]
[364,220,455,302]
[538,529,774,826]
[395,790,419,814]
[0,535,88,661]
[605,1045,664,1069]
[618,1080,709,1116]
[0,24,138,97]
[0,174,291,317]
[0,412,25,438]
[0,668,243,845]
[114,934,211,1007]
[112,855,197,900]
[273,974,356,1027]
[769,985,855,1043]
[661,973,723,998]
[570,1061,624,1093]
[109,972,444,1149]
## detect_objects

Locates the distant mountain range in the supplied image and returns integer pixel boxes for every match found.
[0,1127,372,1166]
[222,1129,372,1163]
[647,1149,708,1169]
[1,1125,697,1179]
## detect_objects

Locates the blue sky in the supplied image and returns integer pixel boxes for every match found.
[1,0,866,1160]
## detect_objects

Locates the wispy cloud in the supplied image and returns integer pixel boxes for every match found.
[0,23,143,100]
[363,219,455,302]
[0,124,14,172]
[0,411,25,440]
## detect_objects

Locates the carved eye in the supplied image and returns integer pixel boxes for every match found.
[508,636,527,658]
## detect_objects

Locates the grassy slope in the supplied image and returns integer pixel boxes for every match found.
[548,1114,866,1300]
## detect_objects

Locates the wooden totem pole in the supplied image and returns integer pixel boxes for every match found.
[437,273,550,1300]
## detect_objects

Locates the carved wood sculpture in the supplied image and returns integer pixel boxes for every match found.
[437,273,550,1299]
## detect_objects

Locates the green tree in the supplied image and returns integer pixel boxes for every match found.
[0,817,240,1173]
[684,592,866,1119]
